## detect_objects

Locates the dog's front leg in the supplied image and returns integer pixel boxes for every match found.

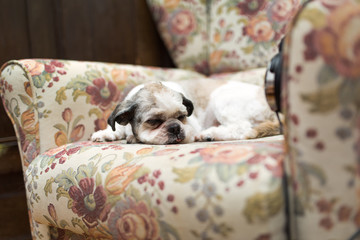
[125,135,138,144]
[91,123,125,142]
[184,116,201,143]
[198,121,253,141]
[124,124,139,144]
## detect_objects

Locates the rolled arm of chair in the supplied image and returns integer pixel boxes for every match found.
[0,59,203,171]
[1,60,41,170]
[283,1,360,239]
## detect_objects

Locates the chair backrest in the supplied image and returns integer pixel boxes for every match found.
[147,0,302,75]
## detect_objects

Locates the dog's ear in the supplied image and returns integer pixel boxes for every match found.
[108,101,137,131]
[182,95,194,116]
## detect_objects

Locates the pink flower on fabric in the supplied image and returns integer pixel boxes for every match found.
[68,178,110,228]
[199,145,252,164]
[86,78,119,110]
[48,203,58,222]
[169,10,196,35]
[319,217,334,230]
[244,16,275,43]
[108,196,160,239]
[45,64,56,73]
[20,60,45,76]
[268,0,299,22]
[313,3,360,78]
[51,60,65,68]
[316,199,333,213]
[338,205,352,221]
[237,0,267,17]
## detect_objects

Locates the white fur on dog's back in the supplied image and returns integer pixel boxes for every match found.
[198,81,277,140]
[209,81,273,124]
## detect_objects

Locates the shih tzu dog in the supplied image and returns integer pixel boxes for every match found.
[91,79,280,144]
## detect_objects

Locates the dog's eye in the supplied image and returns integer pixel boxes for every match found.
[177,115,186,121]
[146,119,163,128]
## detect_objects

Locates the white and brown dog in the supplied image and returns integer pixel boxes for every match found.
[91,79,280,144]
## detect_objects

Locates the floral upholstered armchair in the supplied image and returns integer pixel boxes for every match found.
[1,0,360,239]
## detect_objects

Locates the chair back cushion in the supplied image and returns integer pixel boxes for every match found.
[147,0,302,75]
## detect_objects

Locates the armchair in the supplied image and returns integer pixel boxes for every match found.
[1,0,359,239]
[283,0,360,239]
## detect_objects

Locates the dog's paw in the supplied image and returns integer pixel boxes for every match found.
[91,129,117,142]
[197,135,215,142]
[126,135,138,144]
[91,124,126,142]
[197,129,216,142]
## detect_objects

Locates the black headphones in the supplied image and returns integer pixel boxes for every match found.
[264,39,284,134]
[265,39,283,113]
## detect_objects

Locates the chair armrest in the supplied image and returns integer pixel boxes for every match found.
[283,1,360,239]
[0,59,203,170]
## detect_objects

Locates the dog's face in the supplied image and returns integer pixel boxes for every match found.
[107,82,194,144]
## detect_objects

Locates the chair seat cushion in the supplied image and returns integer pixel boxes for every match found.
[26,136,287,239]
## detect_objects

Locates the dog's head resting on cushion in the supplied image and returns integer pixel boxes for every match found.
[107,82,195,144]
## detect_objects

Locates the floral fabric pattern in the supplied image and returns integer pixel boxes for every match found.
[1,58,275,240]
[108,196,160,240]
[26,139,285,240]
[147,0,209,74]
[147,0,303,75]
[0,59,267,170]
[283,0,360,239]
[0,60,206,168]
[208,0,301,74]
[0,1,319,239]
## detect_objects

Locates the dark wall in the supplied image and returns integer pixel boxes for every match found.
[0,1,173,238]
[0,0,173,66]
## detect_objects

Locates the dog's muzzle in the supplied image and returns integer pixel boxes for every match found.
[166,123,185,144]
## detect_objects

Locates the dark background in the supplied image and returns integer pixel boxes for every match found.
[0,0,173,238]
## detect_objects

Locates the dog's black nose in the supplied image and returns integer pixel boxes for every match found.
[168,123,181,135]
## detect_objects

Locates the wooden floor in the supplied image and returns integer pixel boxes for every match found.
[0,172,32,240]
